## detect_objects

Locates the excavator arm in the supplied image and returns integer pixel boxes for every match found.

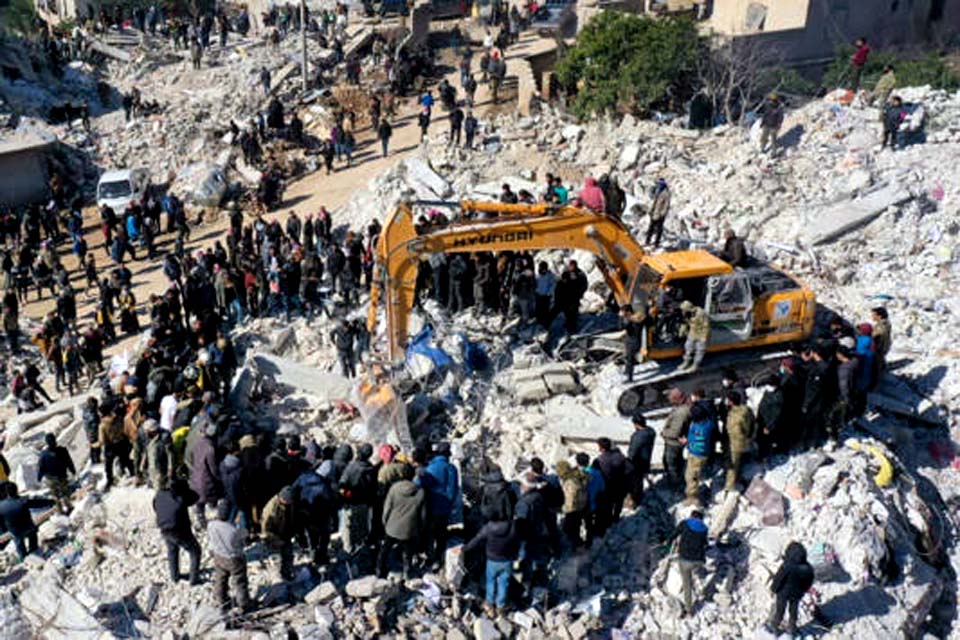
[367,200,647,361]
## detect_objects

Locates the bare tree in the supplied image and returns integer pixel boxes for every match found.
[698,34,783,125]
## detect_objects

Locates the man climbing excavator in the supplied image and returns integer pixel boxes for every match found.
[367,200,816,411]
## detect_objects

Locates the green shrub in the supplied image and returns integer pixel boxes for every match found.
[555,12,702,118]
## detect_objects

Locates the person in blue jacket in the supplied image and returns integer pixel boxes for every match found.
[416,442,460,569]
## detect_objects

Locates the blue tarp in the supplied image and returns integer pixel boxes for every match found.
[460,333,490,373]
[406,325,454,371]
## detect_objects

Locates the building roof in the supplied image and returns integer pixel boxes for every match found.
[644,249,734,282]
[0,130,56,156]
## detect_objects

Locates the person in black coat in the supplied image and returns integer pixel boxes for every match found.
[593,437,629,529]
[627,414,655,503]
[756,375,785,456]
[0,482,38,561]
[515,471,557,593]
[37,432,76,514]
[153,478,202,584]
[766,541,815,635]
[479,466,517,522]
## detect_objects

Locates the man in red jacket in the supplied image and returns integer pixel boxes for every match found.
[850,37,870,93]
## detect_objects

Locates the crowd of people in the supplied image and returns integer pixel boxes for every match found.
[0,10,907,636]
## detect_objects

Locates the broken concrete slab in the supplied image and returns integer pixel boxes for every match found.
[18,576,110,639]
[4,393,93,447]
[402,157,452,199]
[304,581,338,605]
[473,617,502,640]
[804,184,912,246]
[246,353,353,404]
[345,575,390,599]
[542,395,632,444]
[512,363,582,404]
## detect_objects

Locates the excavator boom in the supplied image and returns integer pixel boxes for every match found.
[367,201,647,361]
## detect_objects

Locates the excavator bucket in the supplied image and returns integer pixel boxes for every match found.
[355,365,414,450]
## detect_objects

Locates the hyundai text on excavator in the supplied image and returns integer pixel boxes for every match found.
[366,200,817,414]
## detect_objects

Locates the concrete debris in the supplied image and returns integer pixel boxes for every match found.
[18,577,110,639]
[3,8,960,637]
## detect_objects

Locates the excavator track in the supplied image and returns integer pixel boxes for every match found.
[615,347,792,416]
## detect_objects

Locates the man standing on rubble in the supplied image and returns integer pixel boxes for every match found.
[758,93,784,154]
[417,442,459,570]
[724,390,755,492]
[153,478,202,585]
[208,499,251,613]
[463,110,479,150]
[190,36,202,70]
[850,37,870,93]
[331,319,356,378]
[621,302,645,382]
[678,300,710,372]
[627,414,655,503]
[594,437,629,527]
[871,307,892,370]
[37,432,76,515]
[683,401,714,505]
[0,482,38,561]
[261,486,297,580]
[661,388,690,490]
[646,178,670,247]
[670,510,708,616]
[766,541,815,635]
[555,260,588,334]
[801,343,835,448]
[449,105,464,147]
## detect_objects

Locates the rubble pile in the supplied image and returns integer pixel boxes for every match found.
[1,47,959,635]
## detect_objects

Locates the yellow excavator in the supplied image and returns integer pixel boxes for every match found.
[367,200,816,412]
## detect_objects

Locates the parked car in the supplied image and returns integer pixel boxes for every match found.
[96,168,150,212]
[530,0,577,37]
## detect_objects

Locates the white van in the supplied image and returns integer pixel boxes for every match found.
[96,168,150,212]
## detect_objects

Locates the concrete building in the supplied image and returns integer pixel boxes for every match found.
[34,0,96,25]
[647,0,960,65]
[0,131,55,208]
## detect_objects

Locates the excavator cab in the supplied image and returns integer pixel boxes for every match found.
[705,272,754,344]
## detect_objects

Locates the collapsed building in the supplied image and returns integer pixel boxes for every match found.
[0,6,958,638]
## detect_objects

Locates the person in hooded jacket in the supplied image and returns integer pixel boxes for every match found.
[153,478,201,584]
[593,437,629,528]
[261,485,297,579]
[219,444,244,526]
[416,442,460,568]
[555,459,588,547]
[577,177,606,212]
[766,541,815,635]
[338,443,377,555]
[515,471,558,593]
[378,463,426,578]
[480,464,516,522]
[189,421,222,528]
[293,463,335,565]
